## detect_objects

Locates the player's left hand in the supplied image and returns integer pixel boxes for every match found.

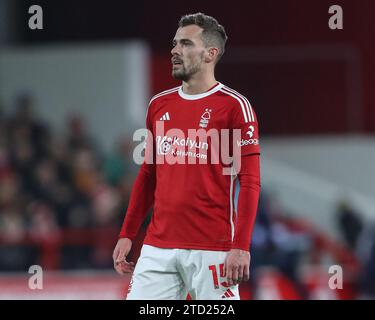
[223,249,250,286]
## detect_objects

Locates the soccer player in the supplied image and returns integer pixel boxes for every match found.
[112,12,261,300]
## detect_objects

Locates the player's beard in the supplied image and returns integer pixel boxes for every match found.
[172,52,204,81]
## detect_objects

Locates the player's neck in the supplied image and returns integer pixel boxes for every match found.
[182,75,218,95]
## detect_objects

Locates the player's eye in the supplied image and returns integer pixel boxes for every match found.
[181,41,193,46]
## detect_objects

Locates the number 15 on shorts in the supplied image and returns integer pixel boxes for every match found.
[208,263,229,289]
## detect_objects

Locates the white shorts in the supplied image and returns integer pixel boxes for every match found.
[126,244,240,300]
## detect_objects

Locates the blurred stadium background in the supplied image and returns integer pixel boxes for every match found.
[0,0,374,299]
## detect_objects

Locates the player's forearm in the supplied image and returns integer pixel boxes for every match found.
[119,162,156,239]
[232,154,261,251]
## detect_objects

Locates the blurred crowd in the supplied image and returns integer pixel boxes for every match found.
[0,94,136,270]
[246,191,375,299]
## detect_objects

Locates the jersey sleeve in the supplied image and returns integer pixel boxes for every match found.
[118,101,156,239]
[231,98,260,156]
[232,154,261,250]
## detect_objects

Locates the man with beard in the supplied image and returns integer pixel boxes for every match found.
[113,12,261,300]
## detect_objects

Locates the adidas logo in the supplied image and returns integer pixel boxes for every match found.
[160,112,170,121]
[221,288,235,299]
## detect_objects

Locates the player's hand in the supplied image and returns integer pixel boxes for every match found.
[112,238,135,275]
[223,249,250,286]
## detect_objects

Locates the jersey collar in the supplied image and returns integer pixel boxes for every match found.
[178,82,224,100]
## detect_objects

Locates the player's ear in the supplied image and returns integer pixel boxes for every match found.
[205,47,219,63]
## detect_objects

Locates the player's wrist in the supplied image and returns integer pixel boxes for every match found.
[230,244,250,252]
[118,235,134,242]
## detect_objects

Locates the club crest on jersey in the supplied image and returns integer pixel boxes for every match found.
[199,108,212,128]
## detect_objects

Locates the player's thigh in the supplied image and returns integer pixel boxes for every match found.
[126,269,187,300]
[189,250,240,300]
[126,245,186,300]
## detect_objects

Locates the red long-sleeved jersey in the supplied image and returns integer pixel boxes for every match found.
[119,83,261,251]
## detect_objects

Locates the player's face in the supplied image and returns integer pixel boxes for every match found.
[171,25,207,81]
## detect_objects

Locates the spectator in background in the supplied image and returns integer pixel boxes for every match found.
[356,222,375,299]
[104,137,137,187]
[67,113,95,152]
[336,200,364,251]
[249,192,275,272]
[9,94,50,159]
[0,172,25,243]
[244,190,310,299]
[0,170,34,271]
[72,148,100,197]
[104,137,139,227]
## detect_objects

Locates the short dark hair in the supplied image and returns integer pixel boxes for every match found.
[178,12,228,62]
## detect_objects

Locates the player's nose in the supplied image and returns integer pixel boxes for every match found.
[171,44,180,56]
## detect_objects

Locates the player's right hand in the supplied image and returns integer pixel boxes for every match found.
[112,238,135,275]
